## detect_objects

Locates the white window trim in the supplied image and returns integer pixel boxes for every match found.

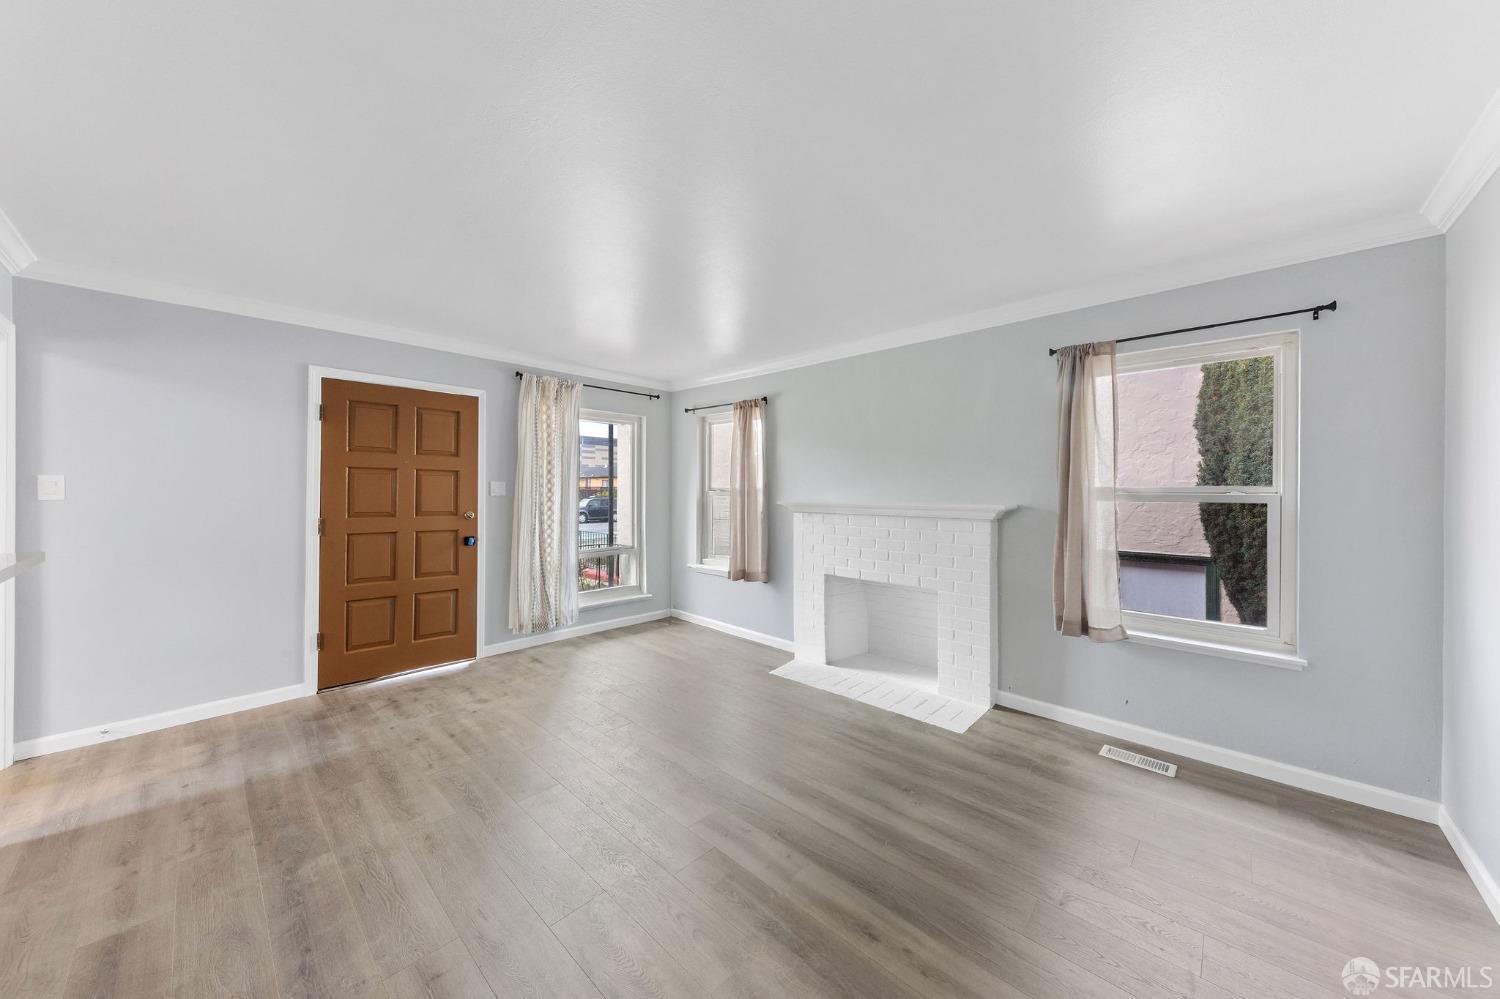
[695,410,733,570]
[1115,329,1300,664]
[578,408,646,606]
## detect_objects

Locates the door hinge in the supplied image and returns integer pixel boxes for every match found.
[317,518,326,536]
[318,403,325,421]
[316,633,324,651]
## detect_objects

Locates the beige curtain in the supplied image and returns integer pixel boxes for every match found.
[1053,343,1126,642]
[728,398,767,582]
[509,373,581,634]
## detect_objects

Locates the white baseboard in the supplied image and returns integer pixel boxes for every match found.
[1439,806,1500,928]
[13,609,672,762]
[480,608,670,658]
[669,608,795,652]
[14,681,311,761]
[995,691,1440,824]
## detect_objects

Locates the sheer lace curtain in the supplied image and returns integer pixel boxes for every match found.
[728,398,768,582]
[509,373,581,634]
[1053,343,1126,642]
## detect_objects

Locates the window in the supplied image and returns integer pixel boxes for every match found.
[578,411,641,599]
[696,412,733,569]
[1114,331,1298,659]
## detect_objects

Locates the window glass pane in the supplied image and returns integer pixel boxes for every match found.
[1117,356,1274,488]
[1118,501,1268,627]
[578,417,635,552]
[708,489,730,559]
[708,419,732,490]
[579,552,636,592]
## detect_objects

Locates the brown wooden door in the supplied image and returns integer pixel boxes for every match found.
[318,378,479,689]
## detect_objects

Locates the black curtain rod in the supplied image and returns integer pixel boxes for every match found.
[683,396,769,414]
[513,370,660,400]
[1047,300,1337,357]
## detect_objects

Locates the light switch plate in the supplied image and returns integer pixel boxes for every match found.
[489,481,506,497]
[37,474,65,501]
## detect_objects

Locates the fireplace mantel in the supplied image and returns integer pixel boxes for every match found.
[780,502,1016,521]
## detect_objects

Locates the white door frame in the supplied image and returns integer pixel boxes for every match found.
[1,317,15,767]
[303,366,488,694]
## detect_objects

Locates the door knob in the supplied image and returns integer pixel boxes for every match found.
[463,511,476,520]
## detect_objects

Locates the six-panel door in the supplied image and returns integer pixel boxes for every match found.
[318,378,479,688]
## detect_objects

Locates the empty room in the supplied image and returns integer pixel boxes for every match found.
[3,2,1500,996]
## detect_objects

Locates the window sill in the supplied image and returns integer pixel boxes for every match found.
[688,562,729,577]
[1126,629,1308,671]
[578,588,653,610]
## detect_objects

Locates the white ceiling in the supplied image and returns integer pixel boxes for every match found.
[2,1,1498,388]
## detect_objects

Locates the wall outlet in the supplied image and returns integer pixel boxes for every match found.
[37,474,65,501]
[490,481,506,497]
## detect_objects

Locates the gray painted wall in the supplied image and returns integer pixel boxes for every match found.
[14,280,670,742]
[1444,174,1500,881]
[1,274,12,322]
[673,238,1446,799]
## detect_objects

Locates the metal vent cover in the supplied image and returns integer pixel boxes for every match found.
[1099,744,1178,777]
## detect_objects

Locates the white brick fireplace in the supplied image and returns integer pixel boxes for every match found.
[777,503,1013,729]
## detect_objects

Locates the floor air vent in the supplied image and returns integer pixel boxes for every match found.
[1099,744,1178,777]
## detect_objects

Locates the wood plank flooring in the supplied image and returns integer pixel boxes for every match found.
[1,619,1495,998]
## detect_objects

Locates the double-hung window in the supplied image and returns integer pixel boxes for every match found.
[578,410,642,600]
[694,412,733,570]
[1114,331,1299,663]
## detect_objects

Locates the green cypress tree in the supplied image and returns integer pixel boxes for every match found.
[1194,357,1273,625]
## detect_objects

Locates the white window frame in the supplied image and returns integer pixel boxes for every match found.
[1115,330,1300,666]
[578,409,645,605]
[691,411,733,575]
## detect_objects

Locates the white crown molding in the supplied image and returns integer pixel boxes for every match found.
[0,205,37,276]
[667,212,1439,391]
[1422,85,1500,232]
[9,208,1438,393]
[18,259,668,392]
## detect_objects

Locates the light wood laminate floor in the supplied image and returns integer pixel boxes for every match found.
[2,620,1495,998]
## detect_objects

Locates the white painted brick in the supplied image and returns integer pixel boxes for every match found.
[938,543,973,557]
[920,554,952,568]
[939,567,972,583]
[905,518,937,530]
